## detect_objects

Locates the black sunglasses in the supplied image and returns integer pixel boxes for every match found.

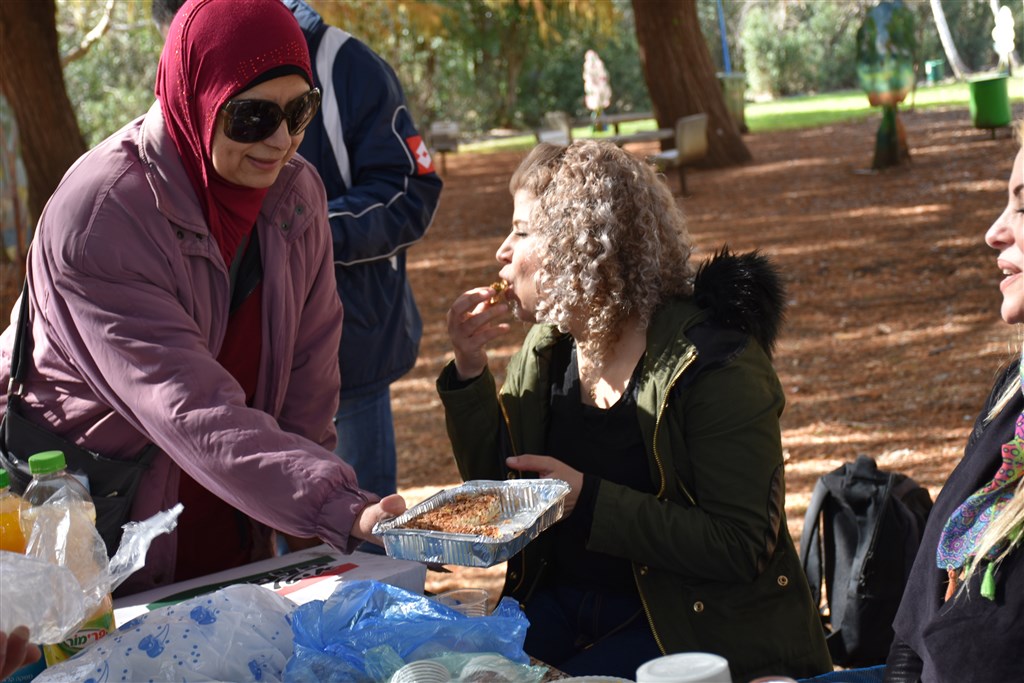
[220,88,321,143]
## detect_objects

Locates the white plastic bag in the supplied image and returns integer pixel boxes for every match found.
[34,584,296,682]
[0,504,182,644]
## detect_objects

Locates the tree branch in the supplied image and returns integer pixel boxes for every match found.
[61,0,115,67]
[929,0,970,79]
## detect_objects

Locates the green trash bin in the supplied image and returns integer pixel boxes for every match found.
[924,59,944,85]
[968,75,1012,131]
[716,71,747,133]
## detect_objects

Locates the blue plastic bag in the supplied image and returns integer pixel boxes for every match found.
[284,580,530,683]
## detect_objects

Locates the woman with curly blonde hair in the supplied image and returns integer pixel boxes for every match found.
[438,140,832,679]
[886,134,1024,683]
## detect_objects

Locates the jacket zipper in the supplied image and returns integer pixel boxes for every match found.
[652,347,697,503]
[496,394,519,461]
[634,345,698,654]
[497,393,535,596]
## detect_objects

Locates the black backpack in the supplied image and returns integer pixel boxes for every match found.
[799,454,934,667]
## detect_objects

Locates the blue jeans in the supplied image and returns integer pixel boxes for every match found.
[334,387,398,498]
[522,584,662,678]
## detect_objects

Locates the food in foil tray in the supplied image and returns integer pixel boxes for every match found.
[401,491,503,537]
[373,479,570,567]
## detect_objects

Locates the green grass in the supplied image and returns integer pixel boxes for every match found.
[745,77,1023,131]
[457,76,1023,154]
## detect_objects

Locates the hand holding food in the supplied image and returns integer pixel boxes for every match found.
[488,279,509,305]
[352,493,407,547]
[446,279,513,381]
[505,455,582,516]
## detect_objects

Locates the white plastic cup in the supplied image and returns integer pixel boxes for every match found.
[434,587,490,617]
[635,652,731,683]
[390,659,451,683]
[458,654,523,682]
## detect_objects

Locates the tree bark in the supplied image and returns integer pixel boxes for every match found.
[0,0,86,225]
[929,0,970,80]
[631,0,750,167]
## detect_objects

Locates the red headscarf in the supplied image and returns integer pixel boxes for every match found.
[155,0,313,267]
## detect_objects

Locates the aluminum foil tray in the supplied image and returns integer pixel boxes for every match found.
[373,479,570,567]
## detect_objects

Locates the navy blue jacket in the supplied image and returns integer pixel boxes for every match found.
[285,0,443,397]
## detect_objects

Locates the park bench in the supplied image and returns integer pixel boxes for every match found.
[647,113,708,196]
[534,111,572,146]
[608,126,674,147]
[428,120,460,174]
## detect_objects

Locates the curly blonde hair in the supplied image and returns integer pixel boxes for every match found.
[508,140,694,357]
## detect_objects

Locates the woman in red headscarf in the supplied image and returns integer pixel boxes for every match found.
[0,0,405,595]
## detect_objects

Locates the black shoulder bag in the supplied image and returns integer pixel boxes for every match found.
[0,281,157,556]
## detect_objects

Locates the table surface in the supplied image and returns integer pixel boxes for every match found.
[112,548,574,680]
[608,127,674,146]
[597,111,654,124]
[535,657,569,680]
[595,111,656,134]
[113,545,426,623]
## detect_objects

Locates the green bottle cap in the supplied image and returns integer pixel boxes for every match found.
[0,468,8,488]
[27,450,67,475]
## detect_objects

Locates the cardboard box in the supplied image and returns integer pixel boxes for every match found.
[113,545,426,623]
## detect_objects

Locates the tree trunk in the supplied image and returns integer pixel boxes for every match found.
[0,0,86,225]
[632,0,750,167]
[929,0,970,80]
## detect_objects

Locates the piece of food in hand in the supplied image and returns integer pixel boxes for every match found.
[402,492,503,537]
[488,279,509,305]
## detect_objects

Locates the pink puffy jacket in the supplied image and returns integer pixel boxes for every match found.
[0,102,373,594]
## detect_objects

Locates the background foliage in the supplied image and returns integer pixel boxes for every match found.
[51,0,1024,148]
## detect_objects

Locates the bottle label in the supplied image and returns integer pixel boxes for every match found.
[42,608,114,666]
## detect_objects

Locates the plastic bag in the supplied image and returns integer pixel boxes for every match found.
[0,552,86,644]
[33,584,296,682]
[0,504,182,643]
[425,652,547,682]
[285,580,532,683]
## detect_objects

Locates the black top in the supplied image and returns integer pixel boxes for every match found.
[545,336,655,592]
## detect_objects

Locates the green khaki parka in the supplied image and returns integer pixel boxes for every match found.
[437,254,832,681]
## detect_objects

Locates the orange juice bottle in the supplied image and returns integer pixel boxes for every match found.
[20,451,115,666]
[0,468,26,553]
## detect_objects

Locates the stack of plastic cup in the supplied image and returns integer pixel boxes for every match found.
[635,652,731,683]
[433,588,490,617]
[390,659,451,683]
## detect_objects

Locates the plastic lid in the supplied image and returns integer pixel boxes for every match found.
[0,468,8,488]
[635,653,730,683]
[27,450,67,475]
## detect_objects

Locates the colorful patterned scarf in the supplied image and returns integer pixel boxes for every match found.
[936,409,1024,599]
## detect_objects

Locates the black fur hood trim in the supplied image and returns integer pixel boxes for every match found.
[692,247,787,358]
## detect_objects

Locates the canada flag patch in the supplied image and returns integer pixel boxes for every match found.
[407,135,435,175]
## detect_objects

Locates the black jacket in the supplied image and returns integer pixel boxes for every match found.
[887,359,1023,683]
